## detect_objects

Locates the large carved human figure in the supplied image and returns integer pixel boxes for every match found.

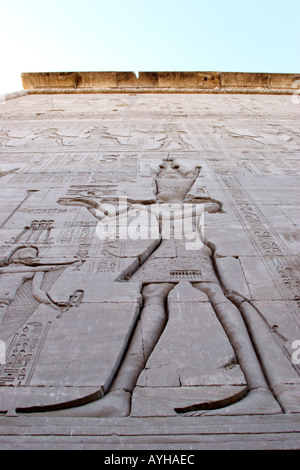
[20,160,283,417]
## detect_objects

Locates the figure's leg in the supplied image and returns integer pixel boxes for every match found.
[19,282,175,418]
[110,283,175,392]
[189,282,282,416]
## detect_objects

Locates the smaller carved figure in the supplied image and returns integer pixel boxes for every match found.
[0,246,83,330]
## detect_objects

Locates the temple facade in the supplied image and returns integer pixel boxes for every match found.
[0,72,299,449]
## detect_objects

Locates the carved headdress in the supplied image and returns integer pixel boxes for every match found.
[155,159,200,203]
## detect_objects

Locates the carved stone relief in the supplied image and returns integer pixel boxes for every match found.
[0,93,299,421]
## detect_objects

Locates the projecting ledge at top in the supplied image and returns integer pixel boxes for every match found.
[21,71,300,94]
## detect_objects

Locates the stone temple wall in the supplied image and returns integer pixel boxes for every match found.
[0,75,299,449]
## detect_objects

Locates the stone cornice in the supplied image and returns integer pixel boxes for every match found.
[21,71,300,94]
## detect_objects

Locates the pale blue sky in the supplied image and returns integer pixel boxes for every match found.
[0,0,299,94]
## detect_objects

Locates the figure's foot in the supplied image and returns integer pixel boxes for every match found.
[181,388,283,417]
[19,389,131,418]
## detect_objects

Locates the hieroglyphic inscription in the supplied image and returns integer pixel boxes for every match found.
[10,172,110,186]
[218,174,300,318]
[96,260,118,273]
[64,185,118,201]
[60,222,97,245]
[91,241,128,274]
[20,208,75,215]
[0,322,50,386]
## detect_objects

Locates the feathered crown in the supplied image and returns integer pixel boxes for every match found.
[155,158,201,203]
